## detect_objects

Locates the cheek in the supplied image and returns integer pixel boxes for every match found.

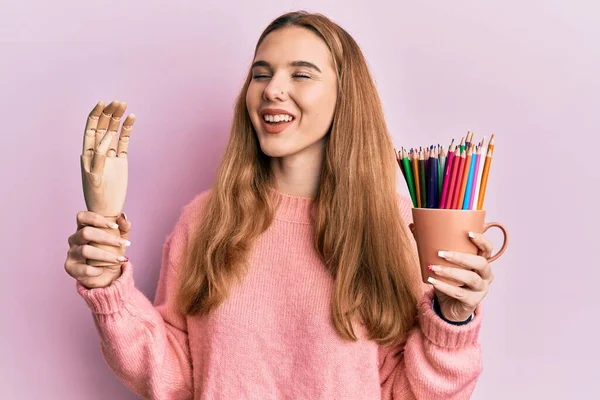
[298,87,336,126]
[245,88,253,109]
[246,85,261,112]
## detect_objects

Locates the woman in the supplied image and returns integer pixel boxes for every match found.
[65,11,495,399]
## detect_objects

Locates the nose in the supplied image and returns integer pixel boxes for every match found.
[262,74,288,102]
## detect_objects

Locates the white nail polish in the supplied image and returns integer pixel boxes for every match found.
[438,251,447,258]
[468,231,475,238]
[121,240,131,247]
[427,277,436,284]
[108,222,119,229]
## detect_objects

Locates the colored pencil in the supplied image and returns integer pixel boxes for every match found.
[396,133,496,210]
[396,148,406,180]
[411,150,422,208]
[462,145,478,209]
[424,147,429,180]
[401,148,417,206]
[427,150,434,208]
[418,151,427,208]
[431,148,439,208]
[439,141,456,208]
[477,134,495,210]
[473,138,487,209]
[456,145,473,209]
[449,147,466,209]
[438,146,445,195]
[468,145,482,209]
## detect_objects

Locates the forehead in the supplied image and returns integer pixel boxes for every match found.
[254,26,334,69]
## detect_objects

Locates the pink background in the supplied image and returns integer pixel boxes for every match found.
[1,0,598,398]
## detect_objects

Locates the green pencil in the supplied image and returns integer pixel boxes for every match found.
[400,148,417,206]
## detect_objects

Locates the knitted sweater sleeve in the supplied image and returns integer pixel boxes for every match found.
[75,206,196,399]
[377,194,483,399]
[379,290,483,399]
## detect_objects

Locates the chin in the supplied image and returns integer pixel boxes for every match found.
[258,144,296,158]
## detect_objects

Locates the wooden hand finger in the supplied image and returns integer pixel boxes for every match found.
[117,114,135,159]
[91,130,114,175]
[95,100,120,148]
[83,101,104,157]
[107,102,126,157]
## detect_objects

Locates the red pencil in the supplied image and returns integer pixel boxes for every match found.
[450,147,467,209]
[445,147,462,209]
[439,140,456,208]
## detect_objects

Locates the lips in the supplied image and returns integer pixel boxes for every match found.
[260,117,294,134]
[259,108,296,134]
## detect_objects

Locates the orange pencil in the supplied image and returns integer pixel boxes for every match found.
[455,144,473,209]
[477,134,495,210]
[412,150,422,208]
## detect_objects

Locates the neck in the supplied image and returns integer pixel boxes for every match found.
[270,139,325,198]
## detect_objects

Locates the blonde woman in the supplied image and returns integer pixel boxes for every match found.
[65,11,495,399]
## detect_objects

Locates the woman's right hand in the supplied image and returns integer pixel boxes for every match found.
[65,211,132,289]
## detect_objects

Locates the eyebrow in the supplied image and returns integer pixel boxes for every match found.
[251,60,322,73]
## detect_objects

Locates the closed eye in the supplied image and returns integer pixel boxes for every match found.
[251,74,312,80]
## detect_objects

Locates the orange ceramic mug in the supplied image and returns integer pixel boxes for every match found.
[408,208,508,286]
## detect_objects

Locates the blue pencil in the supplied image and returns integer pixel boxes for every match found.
[428,152,436,208]
[462,147,478,209]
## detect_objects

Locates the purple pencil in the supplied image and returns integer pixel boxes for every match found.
[468,145,482,209]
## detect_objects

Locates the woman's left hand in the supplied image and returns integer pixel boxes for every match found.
[427,232,495,323]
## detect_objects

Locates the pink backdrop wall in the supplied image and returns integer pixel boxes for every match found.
[1,0,598,398]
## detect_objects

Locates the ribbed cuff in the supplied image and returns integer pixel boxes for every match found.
[432,294,473,325]
[76,262,135,315]
[418,289,483,349]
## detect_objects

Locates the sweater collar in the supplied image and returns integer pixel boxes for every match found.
[271,189,315,224]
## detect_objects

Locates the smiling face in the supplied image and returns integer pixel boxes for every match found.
[246,26,338,159]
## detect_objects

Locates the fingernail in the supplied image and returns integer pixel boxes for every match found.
[120,239,131,247]
[428,265,441,272]
[438,251,448,259]
[427,277,437,284]
[468,231,475,238]
[117,256,129,262]
[121,212,128,221]
[107,222,119,229]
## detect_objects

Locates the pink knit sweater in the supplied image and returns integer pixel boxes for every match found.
[77,189,483,399]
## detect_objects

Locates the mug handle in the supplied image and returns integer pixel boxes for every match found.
[482,222,509,262]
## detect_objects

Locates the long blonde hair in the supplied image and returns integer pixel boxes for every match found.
[176,11,422,345]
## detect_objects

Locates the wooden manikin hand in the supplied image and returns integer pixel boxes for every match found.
[81,100,135,267]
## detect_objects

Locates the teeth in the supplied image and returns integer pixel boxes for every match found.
[263,114,294,122]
